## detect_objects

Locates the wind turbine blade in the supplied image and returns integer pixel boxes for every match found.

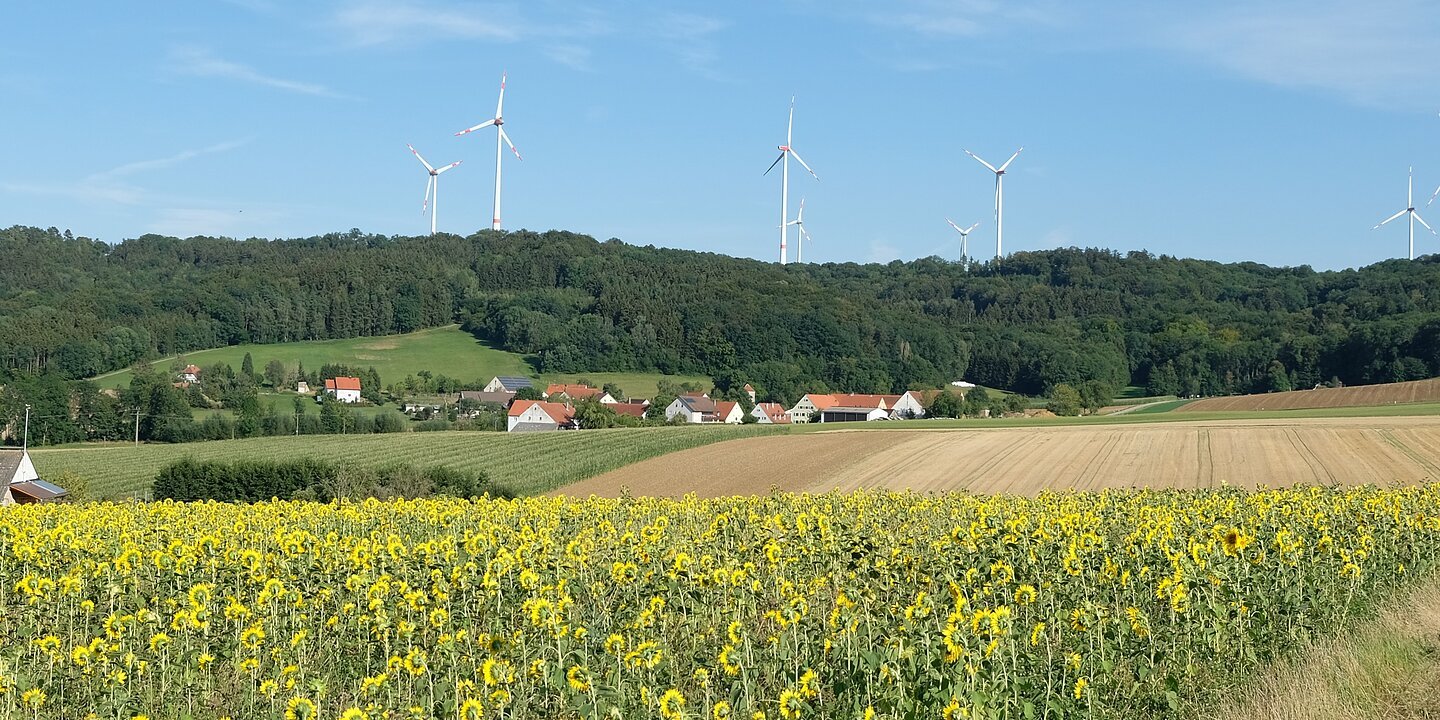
[946,218,964,234]
[435,160,462,175]
[1415,212,1437,234]
[763,152,784,176]
[997,147,1024,172]
[1429,185,1440,207]
[789,149,819,180]
[455,119,496,136]
[499,128,522,160]
[496,72,506,118]
[422,176,433,214]
[787,96,795,145]
[964,150,999,174]
[1374,209,1408,229]
[407,144,435,173]
[797,197,805,221]
[966,223,980,234]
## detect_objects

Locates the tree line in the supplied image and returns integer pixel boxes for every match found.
[5,224,1440,438]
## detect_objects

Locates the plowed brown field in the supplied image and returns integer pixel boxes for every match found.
[1177,377,1440,412]
[554,417,1440,497]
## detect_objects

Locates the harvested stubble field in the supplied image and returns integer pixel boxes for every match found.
[557,416,1440,497]
[1177,377,1440,413]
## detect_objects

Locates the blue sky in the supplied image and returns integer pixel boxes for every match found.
[2,1,1439,270]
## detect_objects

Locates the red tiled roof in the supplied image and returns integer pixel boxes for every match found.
[326,376,362,391]
[182,365,200,374]
[545,383,601,399]
[754,402,791,423]
[508,400,575,424]
[805,394,839,411]
[611,403,649,418]
[714,401,739,420]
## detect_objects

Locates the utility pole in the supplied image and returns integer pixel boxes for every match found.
[295,408,301,436]
[134,408,141,447]
[22,404,31,453]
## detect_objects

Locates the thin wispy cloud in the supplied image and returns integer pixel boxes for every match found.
[169,46,348,98]
[86,139,252,183]
[333,0,523,45]
[1140,0,1440,109]
[652,11,730,81]
[545,43,594,72]
[3,139,250,207]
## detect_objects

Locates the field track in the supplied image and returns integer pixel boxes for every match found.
[555,416,1440,497]
[1178,377,1440,412]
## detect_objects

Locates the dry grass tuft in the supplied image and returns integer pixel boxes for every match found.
[1228,578,1440,720]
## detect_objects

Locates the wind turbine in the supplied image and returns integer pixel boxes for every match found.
[964,147,1023,259]
[1372,167,1435,260]
[407,145,461,236]
[764,97,819,265]
[455,72,522,231]
[782,198,813,263]
[946,219,980,262]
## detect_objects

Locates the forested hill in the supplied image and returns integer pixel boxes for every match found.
[4,224,1440,401]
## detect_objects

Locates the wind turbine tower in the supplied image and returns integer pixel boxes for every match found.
[783,198,813,263]
[1372,167,1435,260]
[765,97,819,265]
[456,72,522,231]
[946,219,980,262]
[407,144,461,236]
[964,147,1023,259]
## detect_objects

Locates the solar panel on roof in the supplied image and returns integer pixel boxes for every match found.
[28,480,68,495]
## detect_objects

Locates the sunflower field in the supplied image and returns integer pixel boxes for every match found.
[3,485,1440,720]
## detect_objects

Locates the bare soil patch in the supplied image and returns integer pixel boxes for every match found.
[550,432,913,498]
[1178,377,1440,412]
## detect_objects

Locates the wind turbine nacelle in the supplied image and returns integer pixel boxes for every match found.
[778,145,789,152]
[494,117,504,126]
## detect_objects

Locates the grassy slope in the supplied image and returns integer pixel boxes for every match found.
[93,326,709,401]
[95,326,532,390]
[1225,575,1440,720]
[32,425,781,500]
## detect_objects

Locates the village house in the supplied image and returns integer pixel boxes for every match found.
[750,402,792,424]
[665,394,717,423]
[787,392,927,423]
[179,364,201,383]
[457,390,517,407]
[296,381,311,394]
[323,376,363,403]
[787,393,836,423]
[1,448,68,506]
[610,400,651,419]
[506,400,577,432]
[542,383,616,404]
[484,376,535,393]
[714,400,745,424]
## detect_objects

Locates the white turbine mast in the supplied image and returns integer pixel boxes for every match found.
[764,96,819,265]
[782,198,813,263]
[946,218,981,262]
[407,145,461,236]
[456,72,522,231]
[1372,167,1435,260]
[964,147,1023,260]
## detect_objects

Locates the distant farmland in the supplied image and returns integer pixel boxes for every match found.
[1178,377,1440,412]
[32,425,781,499]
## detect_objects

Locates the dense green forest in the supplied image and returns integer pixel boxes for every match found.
[4,223,1440,442]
